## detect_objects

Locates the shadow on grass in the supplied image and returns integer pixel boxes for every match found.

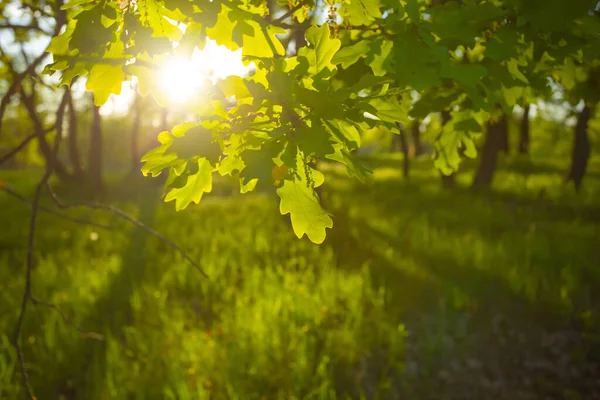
[33,180,166,399]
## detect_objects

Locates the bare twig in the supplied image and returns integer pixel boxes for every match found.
[0,126,54,166]
[1,184,112,230]
[0,23,52,35]
[52,54,158,70]
[30,296,105,341]
[272,1,308,25]
[19,80,72,181]
[44,183,209,278]
[0,51,48,136]
[13,87,69,400]
[0,7,66,138]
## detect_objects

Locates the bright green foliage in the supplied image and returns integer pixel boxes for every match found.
[164,158,214,211]
[45,0,600,243]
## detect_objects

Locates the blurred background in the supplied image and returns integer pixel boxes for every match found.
[1,0,600,399]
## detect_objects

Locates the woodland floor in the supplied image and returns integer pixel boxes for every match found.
[1,152,600,399]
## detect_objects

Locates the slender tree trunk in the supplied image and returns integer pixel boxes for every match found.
[67,90,85,181]
[160,107,169,132]
[440,110,455,188]
[395,123,410,179]
[411,120,422,156]
[472,113,507,189]
[566,105,592,192]
[129,91,141,176]
[519,104,530,154]
[88,96,104,197]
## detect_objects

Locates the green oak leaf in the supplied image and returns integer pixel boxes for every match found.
[297,125,335,157]
[299,24,341,75]
[342,0,382,26]
[277,179,332,244]
[86,64,124,106]
[332,40,370,69]
[164,158,214,210]
[368,96,411,125]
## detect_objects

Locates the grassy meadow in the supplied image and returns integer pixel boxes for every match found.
[1,118,600,400]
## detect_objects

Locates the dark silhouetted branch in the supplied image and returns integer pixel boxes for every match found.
[272,1,307,25]
[30,296,105,341]
[0,126,54,166]
[1,184,112,230]
[44,183,209,278]
[0,52,48,136]
[0,23,51,35]
[13,88,69,400]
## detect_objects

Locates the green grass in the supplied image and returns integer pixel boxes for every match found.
[1,140,600,399]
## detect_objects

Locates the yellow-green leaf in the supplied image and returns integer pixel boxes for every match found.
[164,158,214,210]
[277,179,332,244]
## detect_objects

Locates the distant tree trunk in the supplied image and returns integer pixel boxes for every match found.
[411,120,422,156]
[499,112,510,154]
[395,123,410,179]
[472,113,507,189]
[566,105,592,192]
[129,91,141,176]
[88,97,104,197]
[519,104,530,154]
[160,107,169,132]
[67,90,85,182]
[440,110,455,188]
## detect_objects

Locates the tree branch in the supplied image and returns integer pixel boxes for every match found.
[0,52,48,137]
[0,184,112,230]
[52,54,158,70]
[13,87,69,400]
[0,126,54,166]
[0,23,52,35]
[44,183,209,278]
[272,1,308,25]
[30,296,105,341]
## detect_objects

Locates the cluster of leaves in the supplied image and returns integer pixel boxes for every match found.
[44,0,600,243]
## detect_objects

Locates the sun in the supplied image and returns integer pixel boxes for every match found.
[98,40,252,115]
[159,57,205,105]
[157,40,252,105]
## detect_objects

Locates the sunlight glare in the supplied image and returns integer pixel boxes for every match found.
[159,40,252,105]
[160,57,204,105]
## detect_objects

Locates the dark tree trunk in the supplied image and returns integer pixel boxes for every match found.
[472,113,507,189]
[88,97,104,197]
[566,105,592,192]
[499,112,510,154]
[411,120,422,156]
[395,123,410,179]
[67,90,85,181]
[129,92,141,176]
[519,104,530,154]
[440,110,455,188]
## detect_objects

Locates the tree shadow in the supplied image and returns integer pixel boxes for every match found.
[32,180,167,399]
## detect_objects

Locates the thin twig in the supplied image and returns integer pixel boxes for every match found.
[0,23,51,34]
[30,296,105,341]
[272,1,308,25]
[1,184,112,230]
[13,87,69,400]
[0,126,54,166]
[52,54,158,70]
[44,183,209,278]
[0,52,48,136]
